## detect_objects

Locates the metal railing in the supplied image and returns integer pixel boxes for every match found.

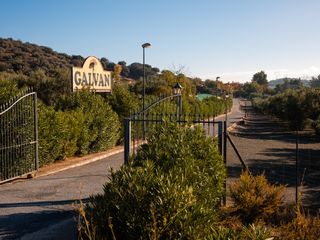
[124,113,224,164]
[0,89,38,182]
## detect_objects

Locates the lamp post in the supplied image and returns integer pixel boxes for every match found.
[173,83,183,120]
[224,92,229,125]
[142,42,151,111]
[141,43,151,139]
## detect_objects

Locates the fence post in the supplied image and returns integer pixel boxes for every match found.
[218,122,222,154]
[223,121,227,206]
[33,92,39,170]
[223,121,227,164]
[124,118,131,165]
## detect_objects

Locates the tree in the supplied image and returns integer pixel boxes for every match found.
[118,61,130,77]
[275,78,303,92]
[113,64,122,81]
[252,71,268,86]
[310,75,320,88]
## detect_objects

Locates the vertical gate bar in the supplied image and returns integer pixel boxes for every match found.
[218,122,222,154]
[9,101,12,179]
[19,98,22,175]
[223,121,227,164]
[223,121,227,206]
[132,119,135,156]
[4,103,7,180]
[124,118,131,165]
[34,93,39,171]
[22,96,26,176]
[13,99,16,178]
[0,108,2,180]
[207,113,210,136]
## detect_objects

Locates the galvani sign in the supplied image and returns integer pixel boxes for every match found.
[72,56,112,92]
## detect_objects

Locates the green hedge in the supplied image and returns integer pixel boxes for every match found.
[38,92,120,166]
[253,88,320,132]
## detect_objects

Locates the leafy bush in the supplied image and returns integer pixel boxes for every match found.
[312,116,320,136]
[253,88,320,131]
[0,72,25,104]
[80,122,226,239]
[38,91,120,165]
[229,171,285,223]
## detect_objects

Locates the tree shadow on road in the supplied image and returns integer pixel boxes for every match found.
[0,198,89,239]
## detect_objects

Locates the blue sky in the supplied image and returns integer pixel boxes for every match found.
[1,0,320,82]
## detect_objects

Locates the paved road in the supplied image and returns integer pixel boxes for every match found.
[0,152,123,239]
[0,99,245,240]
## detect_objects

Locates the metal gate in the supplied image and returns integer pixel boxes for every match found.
[0,89,38,182]
[123,94,225,164]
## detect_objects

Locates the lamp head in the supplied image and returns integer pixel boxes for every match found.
[173,82,183,95]
[142,43,151,48]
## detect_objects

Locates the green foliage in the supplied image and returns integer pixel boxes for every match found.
[38,91,120,165]
[18,68,71,105]
[81,123,226,239]
[252,71,268,86]
[240,224,273,240]
[310,75,320,88]
[207,226,241,240]
[274,78,303,93]
[0,72,25,104]
[106,84,139,120]
[208,224,273,240]
[0,38,73,76]
[253,88,320,132]
[312,116,320,135]
[229,171,285,224]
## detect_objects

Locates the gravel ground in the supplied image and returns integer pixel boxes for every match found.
[227,110,320,210]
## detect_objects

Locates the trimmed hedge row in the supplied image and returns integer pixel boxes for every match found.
[38,91,120,166]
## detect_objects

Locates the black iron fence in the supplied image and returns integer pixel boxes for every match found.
[0,89,38,182]
[123,94,228,164]
[124,112,224,164]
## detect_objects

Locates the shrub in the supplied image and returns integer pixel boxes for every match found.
[38,104,85,164]
[38,91,120,165]
[0,72,25,104]
[253,88,320,131]
[229,171,285,223]
[312,116,320,136]
[80,122,226,239]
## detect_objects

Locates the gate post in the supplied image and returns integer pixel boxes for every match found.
[223,121,227,165]
[124,118,131,165]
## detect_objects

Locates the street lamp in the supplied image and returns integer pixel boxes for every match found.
[173,82,183,95]
[142,43,151,140]
[142,42,151,111]
[173,83,183,120]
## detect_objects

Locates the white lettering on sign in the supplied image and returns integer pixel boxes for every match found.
[72,56,112,92]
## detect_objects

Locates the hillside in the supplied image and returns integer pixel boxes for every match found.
[268,78,310,88]
[0,38,79,76]
[0,38,159,79]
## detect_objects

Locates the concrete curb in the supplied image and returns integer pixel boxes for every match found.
[227,119,243,133]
